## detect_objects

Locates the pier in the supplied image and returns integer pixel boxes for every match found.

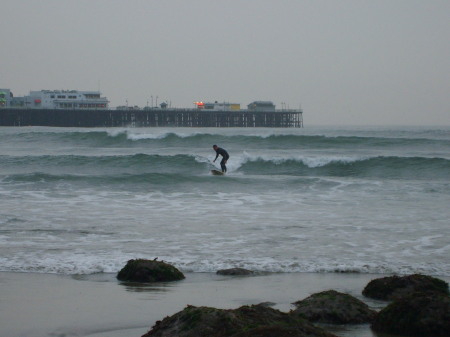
[0,108,303,127]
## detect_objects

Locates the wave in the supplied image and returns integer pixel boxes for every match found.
[2,129,450,149]
[1,171,209,186]
[2,153,449,181]
[85,131,450,149]
[0,153,207,170]
[237,155,450,180]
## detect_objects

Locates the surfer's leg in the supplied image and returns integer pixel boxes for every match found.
[220,159,226,172]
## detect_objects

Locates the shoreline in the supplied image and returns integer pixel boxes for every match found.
[1,271,448,337]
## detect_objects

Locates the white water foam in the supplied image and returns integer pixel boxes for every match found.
[231,151,370,169]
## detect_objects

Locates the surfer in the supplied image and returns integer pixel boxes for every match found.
[213,145,229,173]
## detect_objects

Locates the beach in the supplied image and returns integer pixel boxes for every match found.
[0,270,421,337]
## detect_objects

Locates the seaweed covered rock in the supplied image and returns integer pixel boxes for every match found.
[362,274,449,300]
[371,291,450,336]
[291,290,376,324]
[216,268,255,276]
[117,259,185,282]
[142,304,338,337]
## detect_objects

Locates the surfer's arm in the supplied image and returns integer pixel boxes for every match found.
[213,153,219,162]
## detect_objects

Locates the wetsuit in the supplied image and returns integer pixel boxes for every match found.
[214,147,229,172]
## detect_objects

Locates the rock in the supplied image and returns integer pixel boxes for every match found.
[142,304,338,337]
[291,290,376,324]
[362,274,449,300]
[371,291,450,336]
[216,268,255,276]
[117,259,185,282]
[231,326,332,337]
[256,302,277,308]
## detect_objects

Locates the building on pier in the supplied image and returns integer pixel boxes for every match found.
[194,101,241,111]
[0,89,108,109]
[0,89,13,108]
[247,101,276,112]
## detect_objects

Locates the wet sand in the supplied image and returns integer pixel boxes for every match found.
[2,271,445,337]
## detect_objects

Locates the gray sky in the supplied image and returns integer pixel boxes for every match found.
[1,0,449,126]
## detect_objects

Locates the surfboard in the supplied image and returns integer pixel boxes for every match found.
[211,169,225,176]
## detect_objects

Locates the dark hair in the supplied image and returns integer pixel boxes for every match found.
[213,144,217,147]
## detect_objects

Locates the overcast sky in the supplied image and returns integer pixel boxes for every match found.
[1,0,449,126]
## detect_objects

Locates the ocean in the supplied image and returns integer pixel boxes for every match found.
[1,126,449,277]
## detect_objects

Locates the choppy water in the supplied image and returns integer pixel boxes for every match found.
[0,126,449,276]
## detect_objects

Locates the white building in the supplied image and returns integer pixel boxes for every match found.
[25,90,109,109]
